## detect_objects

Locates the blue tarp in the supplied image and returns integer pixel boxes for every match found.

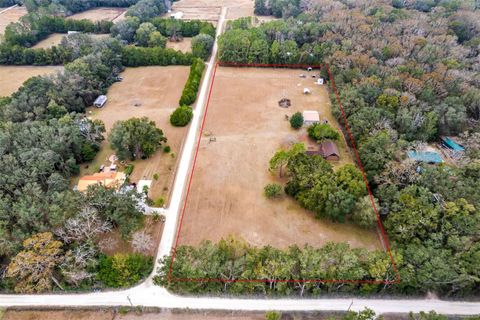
[441,137,465,152]
[407,151,443,164]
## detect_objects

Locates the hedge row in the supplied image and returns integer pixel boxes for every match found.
[179,58,205,106]
[121,46,194,66]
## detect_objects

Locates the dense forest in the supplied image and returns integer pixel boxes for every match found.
[159,0,480,298]
[0,0,213,293]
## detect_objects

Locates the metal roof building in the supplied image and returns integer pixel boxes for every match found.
[407,151,443,164]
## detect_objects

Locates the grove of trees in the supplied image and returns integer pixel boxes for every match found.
[109,117,167,160]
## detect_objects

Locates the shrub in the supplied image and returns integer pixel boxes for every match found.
[289,112,303,129]
[153,173,159,180]
[264,184,282,198]
[97,253,153,288]
[124,164,135,176]
[154,197,165,207]
[170,105,193,126]
[307,123,339,141]
[163,145,171,153]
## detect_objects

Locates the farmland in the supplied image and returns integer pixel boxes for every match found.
[177,66,380,250]
[67,7,126,22]
[84,66,190,203]
[0,5,27,37]
[0,65,63,97]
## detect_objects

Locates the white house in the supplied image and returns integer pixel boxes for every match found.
[303,110,320,125]
[93,95,107,108]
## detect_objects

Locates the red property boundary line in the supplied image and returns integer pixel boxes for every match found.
[168,62,401,285]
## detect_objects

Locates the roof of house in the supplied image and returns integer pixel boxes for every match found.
[303,110,320,122]
[441,137,465,152]
[77,171,126,192]
[94,95,107,105]
[407,151,443,164]
[319,140,339,157]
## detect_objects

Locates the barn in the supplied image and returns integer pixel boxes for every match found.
[303,110,320,126]
[318,141,340,160]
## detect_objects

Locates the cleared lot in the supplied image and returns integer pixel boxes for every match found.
[166,38,192,53]
[0,5,27,37]
[67,7,126,22]
[178,67,380,250]
[85,66,190,203]
[32,33,110,49]
[0,65,63,97]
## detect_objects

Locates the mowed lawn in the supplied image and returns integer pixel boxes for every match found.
[178,67,381,250]
[82,66,191,204]
[0,65,63,97]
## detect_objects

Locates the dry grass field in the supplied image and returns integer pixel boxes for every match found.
[166,38,192,53]
[3,309,405,320]
[67,7,126,22]
[0,5,27,37]
[83,66,190,203]
[177,67,380,250]
[31,33,110,49]
[0,65,63,97]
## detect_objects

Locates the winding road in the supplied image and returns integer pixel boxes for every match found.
[0,6,479,316]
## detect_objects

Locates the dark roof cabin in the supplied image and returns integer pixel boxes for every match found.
[319,141,340,160]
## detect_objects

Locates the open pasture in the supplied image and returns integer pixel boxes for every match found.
[177,66,381,250]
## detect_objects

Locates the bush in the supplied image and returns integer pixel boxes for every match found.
[153,173,159,180]
[170,105,193,126]
[307,123,339,141]
[163,145,171,153]
[124,164,135,176]
[289,112,303,129]
[97,253,153,288]
[264,184,282,198]
[156,198,165,207]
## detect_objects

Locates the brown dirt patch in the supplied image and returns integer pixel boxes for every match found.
[84,66,190,203]
[178,67,381,250]
[2,310,113,320]
[0,5,27,37]
[166,38,192,53]
[0,65,63,97]
[98,216,164,257]
[32,33,110,49]
[67,7,126,22]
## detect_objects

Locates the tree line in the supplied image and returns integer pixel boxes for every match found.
[155,237,396,296]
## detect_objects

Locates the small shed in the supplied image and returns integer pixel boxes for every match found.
[303,110,320,125]
[407,151,443,164]
[303,88,311,94]
[441,137,465,152]
[316,78,324,85]
[93,95,107,108]
[67,31,80,35]
[319,141,340,160]
[171,11,184,19]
